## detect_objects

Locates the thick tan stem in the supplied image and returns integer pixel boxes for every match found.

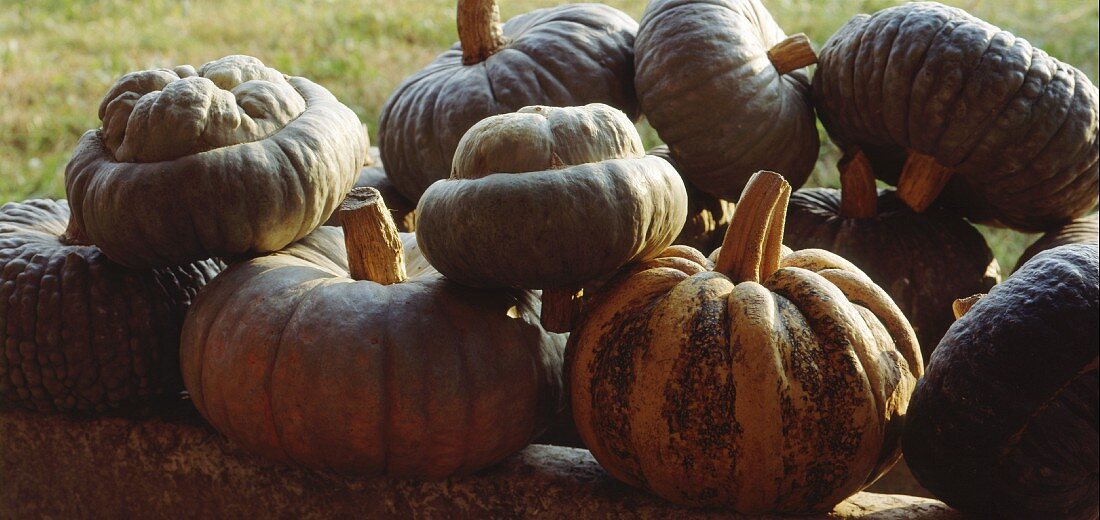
[60,218,93,246]
[838,149,878,219]
[541,287,581,333]
[714,171,791,283]
[767,33,817,75]
[458,0,506,65]
[897,152,954,213]
[340,187,407,284]
[952,294,985,319]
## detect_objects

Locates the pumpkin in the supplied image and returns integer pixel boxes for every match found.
[1015,213,1098,271]
[568,171,923,513]
[903,244,1098,519]
[180,187,565,478]
[785,150,1000,358]
[647,145,735,252]
[0,199,221,412]
[634,0,819,199]
[813,2,1099,231]
[416,103,686,331]
[65,55,367,268]
[325,147,416,232]
[378,0,640,201]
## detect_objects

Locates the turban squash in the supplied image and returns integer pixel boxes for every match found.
[634,0,820,199]
[568,171,923,513]
[180,188,565,478]
[904,244,1098,519]
[65,55,367,268]
[647,145,735,252]
[813,2,1099,231]
[378,0,640,201]
[0,199,221,412]
[784,150,1000,358]
[1015,213,1098,271]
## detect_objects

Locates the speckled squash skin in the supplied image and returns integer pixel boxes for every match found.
[66,56,367,268]
[634,0,819,199]
[568,173,922,514]
[904,244,1098,519]
[180,226,566,478]
[326,148,417,232]
[785,188,999,359]
[378,2,639,201]
[813,3,1099,231]
[648,145,735,252]
[416,104,686,289]
[0,199,222,412]
[1015,213,1098,271]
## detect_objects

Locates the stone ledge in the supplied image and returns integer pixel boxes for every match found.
[0,401,957,518]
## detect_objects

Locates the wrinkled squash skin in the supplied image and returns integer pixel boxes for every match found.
[0,199,222,413]
[904,244,1098,519]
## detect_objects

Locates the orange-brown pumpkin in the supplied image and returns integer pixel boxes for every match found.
[568,172,923,513]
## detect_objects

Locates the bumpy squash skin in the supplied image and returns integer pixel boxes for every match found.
[813,3,1099,231]
[326,148,417,232]
[0,200,221,412]
[648,145,735,252]
[378,4,639,201]
[634,0,819,199]
[904,244,1098,519]
[67,57,366,268]
[1015,213,1098,271]
[785,188,999,359]
[180,227,565,478]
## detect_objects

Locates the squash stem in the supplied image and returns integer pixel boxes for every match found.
[838,149,878,219]
[714,171,791,283]
[896,151,953,213]
[952,294,985,319]
[458,0,507,65]
[541,287,582,333]
[767,33,817,75]
[59,218,93,246]
[340,187,407,284]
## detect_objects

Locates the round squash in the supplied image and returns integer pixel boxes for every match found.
[0,199,221,412]
[648,145,735,252]
[785,150,1000,358]
[568,171,923,513]
[325,147,416,232]
[378,0,640,201]
[813,2,1099,231]
[1015,213,1098,271]
[180,188,565,478]
[903,244,1098,519]
[634,0,819,199]
[65,55,367,268]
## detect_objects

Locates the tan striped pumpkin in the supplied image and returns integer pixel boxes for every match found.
[567,171,924,514]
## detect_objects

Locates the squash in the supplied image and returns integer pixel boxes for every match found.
[813,2,1099,231]
[904,244,1098,519]
[180,187,565,478]
[0,199,221,412]
[378,0,639,201]
[634,0,819,199]
[326,147,416,232]
[785,150,1000,358]
[416,104,687,331]
[647,145,735,252]
[568,171,922,513]
[1015,213,1098,271]
[65,55,367,268]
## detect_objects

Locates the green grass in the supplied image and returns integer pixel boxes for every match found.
[1,0,1096,269]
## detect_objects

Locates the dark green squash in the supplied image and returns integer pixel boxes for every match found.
[785,151,1000,359]
[634,0,819,199]
[378,0,640,201]
[1015,213,1098,271]
[903,244,1098,519]
[813,2,1098,231]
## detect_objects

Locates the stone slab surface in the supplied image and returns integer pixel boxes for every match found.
[0,401,958,519]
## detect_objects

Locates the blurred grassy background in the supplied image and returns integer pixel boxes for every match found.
[1,0,1097,268]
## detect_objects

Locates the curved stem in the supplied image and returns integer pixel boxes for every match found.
[340,187,407,284]
[952,293,985,319]
[714,171,791,283]
[458,0,507,65]
[838,148,878,219]
[897,151,953,213]
[767,33,817,75]
[541,287,581,333]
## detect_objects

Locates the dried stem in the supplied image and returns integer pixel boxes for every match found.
[340,187,407,284]
[838,149,878,219]
[897,151,954,213]
[767,33,817,75]
[714,171,792,283]
[60,218,93,246]
[458,0,507,65]
[952,294,985,319]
